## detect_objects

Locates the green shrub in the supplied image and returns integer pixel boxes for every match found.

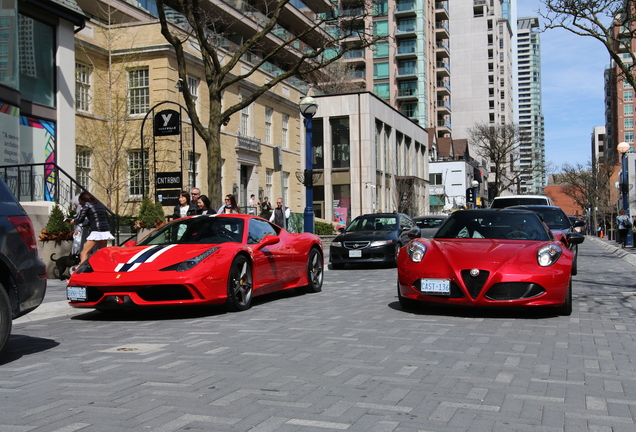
[136,198,165,230]
[40,204,73,241]
[315,221,335,235]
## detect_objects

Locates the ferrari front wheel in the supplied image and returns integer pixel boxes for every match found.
[303,247,323,293]
[556,278,572,316]
[226,255,253,312]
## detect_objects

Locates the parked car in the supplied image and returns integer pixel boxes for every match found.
[397,208,584,316]
[509,205,585,275]
[490,195,554,208]
[0,178,46,351]
[568,216,585,233]
[413,215,448,238]
[329,213,419,269]
[67,214,323,312]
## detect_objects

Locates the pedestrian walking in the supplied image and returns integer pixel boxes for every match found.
[616,209,632,248]
[217,194,240,214]
[260,196,272,219]
[189,187,201,213]
[248,194,258,215]
[196,195,212,215]
[173,191,197,220]
[72,191,115,265]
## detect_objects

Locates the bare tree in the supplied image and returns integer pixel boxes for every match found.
[305,62,366,95]
[541,0,636,89]
[155,0,384,204]
[468,123,531,198]
[556,159,615,233]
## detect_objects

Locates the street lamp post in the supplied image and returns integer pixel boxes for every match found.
[617,142,632,247]
[299,96,318,233]
[471,180,479,208]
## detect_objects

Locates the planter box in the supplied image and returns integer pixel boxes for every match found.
[40,240,73,279]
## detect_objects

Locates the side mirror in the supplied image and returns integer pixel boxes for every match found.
[260,234,280,247]
[338,227,345,233]
[567,232,585,246]
[574,220,585,228]
[123,240,137,247]
[406,227,421,239]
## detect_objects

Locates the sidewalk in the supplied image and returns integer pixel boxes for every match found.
[586,234,636,267]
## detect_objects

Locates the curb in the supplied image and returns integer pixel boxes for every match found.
[587,235,636,267]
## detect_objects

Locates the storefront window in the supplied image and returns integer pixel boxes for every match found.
[331,117,350,168]
[18,14,55,107]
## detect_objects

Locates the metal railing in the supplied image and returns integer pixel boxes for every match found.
[0,163,135,246]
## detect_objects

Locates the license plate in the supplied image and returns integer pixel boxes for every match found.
[349,249,362,258]
[419,279,450,295]
[67,286,87,301]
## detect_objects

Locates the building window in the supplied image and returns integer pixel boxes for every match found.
[373,20,389,36]
[625,91,633,102]
[374,62,389,79]
[429,173,442,185]
[188,76,199,113]
[397,39,416,55]
[282,114,289,148]
[283,172,289,206]
[265,108,273,143]
[625,132,634,143]
[374,83,390,99]
[331,117,350,168]
[624,79,633,89]
[625,104,634,116]
[266,169,273,200]
[373,41,389,58]
[625,118,634,130]
[312,118,324,169]
[18,15,54,107]
[240,98,250,135]
[76,147,91,190]
[128,68,149,114]
[128,150,149,197]
[75,63,91,112]
[187,151,200,189]
[373,0,388,16]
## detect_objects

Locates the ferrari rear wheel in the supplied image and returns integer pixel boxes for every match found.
[556,278,572,316]
[302,247,323,293]
[226,255,253,312]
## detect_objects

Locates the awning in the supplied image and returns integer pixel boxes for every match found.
[430,195,444,206]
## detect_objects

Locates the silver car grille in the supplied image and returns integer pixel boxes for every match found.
[344,241,370,249]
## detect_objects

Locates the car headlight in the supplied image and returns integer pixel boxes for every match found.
[537,244,562,267]
[161,247,220,272]
[370,239,393,247]
[407,240,426,262]
[331,241,342,247]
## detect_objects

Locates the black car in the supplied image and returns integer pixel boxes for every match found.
[413,215,448,238]
[0,178,46,351]
[509,205,585,275]
[329,213,419,269]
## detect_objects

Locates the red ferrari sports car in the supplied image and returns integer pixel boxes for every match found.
[397,209,584,316]
[67,214,323,312]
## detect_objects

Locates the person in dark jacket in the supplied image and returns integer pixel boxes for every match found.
[73,191,115,265]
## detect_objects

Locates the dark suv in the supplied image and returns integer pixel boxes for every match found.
[0,177,46,351]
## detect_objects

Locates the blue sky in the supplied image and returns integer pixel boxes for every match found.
[516,1,608,170]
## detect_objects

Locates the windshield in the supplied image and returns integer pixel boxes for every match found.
[416,217,446,229]
[435,212,549,241]
[491,197,550,208]
[138,216,244,245]
[516,207,571,230]
[347,216,398,232]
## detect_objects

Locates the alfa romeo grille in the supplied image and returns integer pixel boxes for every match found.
[460,269,490,299]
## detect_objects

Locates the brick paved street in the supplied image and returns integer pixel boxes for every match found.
[3,237,636,431]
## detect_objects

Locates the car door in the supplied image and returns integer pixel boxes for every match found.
[247,219,290,291]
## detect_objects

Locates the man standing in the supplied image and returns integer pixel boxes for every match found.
[260,197,272,219]
[270,198,290,229]
[189,187,201,213]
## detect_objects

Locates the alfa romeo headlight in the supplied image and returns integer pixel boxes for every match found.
[407,241,426,263]
[537,244,562,267]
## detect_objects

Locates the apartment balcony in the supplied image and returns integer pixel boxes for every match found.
[435,1,449,20]
[436,40,450,57]
[236,135,262,154]
[436,61,450,77]
[435,21,449,38]
[342,49,366,66]
[396,44,417,58]
[436,99,451,114]
[396,24,417,37]
[397,87,418,99]
[341,7,364,17]
[396,67,417,78]
[437,118,452,130]
[394,1,416,17]
[436,80,451,95]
